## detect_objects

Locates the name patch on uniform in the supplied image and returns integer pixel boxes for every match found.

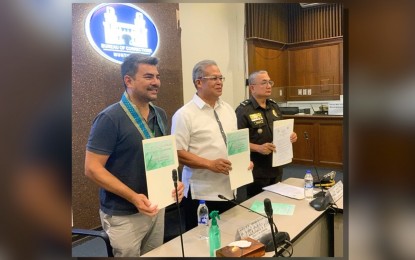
[249,113,264,125]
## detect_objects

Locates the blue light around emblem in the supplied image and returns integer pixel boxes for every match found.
[85,3,160,64]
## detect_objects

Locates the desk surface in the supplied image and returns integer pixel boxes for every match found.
[142,178,343,257]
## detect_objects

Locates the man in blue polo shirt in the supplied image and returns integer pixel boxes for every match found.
[85,54,184,257]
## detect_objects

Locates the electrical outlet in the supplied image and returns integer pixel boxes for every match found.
[279,89,283,96]
[298,89,302,95]
[308,89,312,95]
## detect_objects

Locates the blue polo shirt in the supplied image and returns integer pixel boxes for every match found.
[86,103,167,215]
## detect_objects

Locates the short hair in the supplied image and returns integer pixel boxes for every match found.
[121,54,159,87]
[248,70,268,85]
[192,60,218,87]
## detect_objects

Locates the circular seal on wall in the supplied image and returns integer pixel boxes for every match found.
[85,3,160,64]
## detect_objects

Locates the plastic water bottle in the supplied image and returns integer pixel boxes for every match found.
[304,170,314,200]
[197,200,209,239]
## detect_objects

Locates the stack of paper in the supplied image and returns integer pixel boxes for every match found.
[262,182,305,200]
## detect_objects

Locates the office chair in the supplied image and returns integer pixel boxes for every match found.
[72,228,113,257]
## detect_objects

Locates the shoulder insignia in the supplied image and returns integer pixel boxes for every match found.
[239,99,251,107]
[268,99,277,104]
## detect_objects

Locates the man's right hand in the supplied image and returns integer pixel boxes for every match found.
[131,193,159,216]
[209,158,232,175]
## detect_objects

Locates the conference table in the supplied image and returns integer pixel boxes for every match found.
[143,178,343,257]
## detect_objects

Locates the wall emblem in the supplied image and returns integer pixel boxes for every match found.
[85,3,159,64]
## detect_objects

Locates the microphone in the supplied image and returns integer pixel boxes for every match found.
[263,198,278,256]
[264,198,273,218]
[304,132,325,198]
[172,169,178,188]
[218,195,290,253]
[262,198,290,255]
[259,232,291,253]
[313,167,326,198]
[172,169,184,257]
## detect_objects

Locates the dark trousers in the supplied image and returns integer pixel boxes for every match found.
[182,187,235,232]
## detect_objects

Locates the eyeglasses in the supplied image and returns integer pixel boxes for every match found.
[253,80,274,87]
[200,76,226,82]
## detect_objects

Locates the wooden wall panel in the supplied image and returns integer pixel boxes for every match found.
[246,3,343,101]
[289,48,307,86]
[292,122,315,164]
[254,47,288,88]
[288,3,343,43]
[247,3,343,44]
[247,40,343,101]
[318,122,343,168]
[287,42,342,101]
[246,3,289,42]
[289,44,340,86]
[247,39,288,101]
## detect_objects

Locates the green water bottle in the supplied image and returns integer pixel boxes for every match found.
[209,210,221,257]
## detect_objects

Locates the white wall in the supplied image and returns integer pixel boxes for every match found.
[179,3,247,109]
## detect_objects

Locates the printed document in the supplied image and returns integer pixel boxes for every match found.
[142,135,178,209]
[272,119,294,167]
[226,128,253,190]
[263,182,305,200]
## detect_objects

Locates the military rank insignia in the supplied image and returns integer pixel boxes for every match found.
[272,109,278,117]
